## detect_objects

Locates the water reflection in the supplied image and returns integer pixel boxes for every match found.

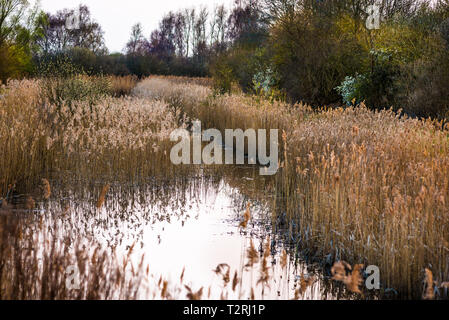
[5,166,347,300]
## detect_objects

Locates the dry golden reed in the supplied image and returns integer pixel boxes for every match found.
[96,184,110,209]
[108,75,138,97]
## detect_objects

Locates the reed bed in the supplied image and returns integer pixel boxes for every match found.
[108,75,138,97]
[132,77,211,117]
[0,78,184,193]
[135,77,449,299]
[152,75,213,88]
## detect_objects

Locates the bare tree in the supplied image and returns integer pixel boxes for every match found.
[174,11,186,56]
[126,23,147,55]
[228,0,265,44]
[216,5,228,45]
[36,5,106,54]
[210,4,228,47]
[184,8,195,57]
[209,6,218,46]
[193,6,208,54]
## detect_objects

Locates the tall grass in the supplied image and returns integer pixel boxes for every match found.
[137,77,449,299]
[108,75,138,97]
[0,78,183,193]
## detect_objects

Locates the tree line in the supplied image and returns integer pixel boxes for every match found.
[214,0,449,118]
[1,0,449,118]
[0,1,254,80]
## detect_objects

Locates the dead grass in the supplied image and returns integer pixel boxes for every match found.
[0,78,184,193]
[108,75,138,97]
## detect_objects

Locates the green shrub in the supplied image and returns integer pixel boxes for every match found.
[270,13,366,106]
[335,74,366,106]
[335,74,367,106]
[336,50,400,109]
[38,57,112,114]
[211,62,235,95]
[41,75,111,109]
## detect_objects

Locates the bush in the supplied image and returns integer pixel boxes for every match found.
[336,49,400,109]
[37,57,112,113]
[335,74,367,106]
[41,75,112,110]
[0,44,33,83]
[398,51,449,119]
[212,63,235,95]
[270,13,366,106]
[441,18,449,48]
[210,45,261,95]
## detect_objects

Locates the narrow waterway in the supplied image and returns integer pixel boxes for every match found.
[24,164,343,300]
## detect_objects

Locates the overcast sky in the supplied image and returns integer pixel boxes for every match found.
[40,0,232,53]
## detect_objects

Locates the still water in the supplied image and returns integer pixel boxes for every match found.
[15,166,340,300]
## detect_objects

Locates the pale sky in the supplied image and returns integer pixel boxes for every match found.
[40,0,232,53]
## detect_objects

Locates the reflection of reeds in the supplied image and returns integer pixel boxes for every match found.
[42,179,51,200]
[185,285,203,300]
[245,239,259,268]
[214,263,231,288]
[423,268,435,300]
[96,184,110,209]
[25,196,35,210]
[331,261,363,295]
[421,268,449,299]
[0,215,146,299]
[280,249,287,270]
[232,271,239,292]
[258,239,271,299]
[294,272,316,299]
[239,202,251,229]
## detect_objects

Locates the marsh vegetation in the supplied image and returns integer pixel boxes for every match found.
[1,74,448,300]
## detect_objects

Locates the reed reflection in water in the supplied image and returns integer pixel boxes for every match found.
[0,166,345,300]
